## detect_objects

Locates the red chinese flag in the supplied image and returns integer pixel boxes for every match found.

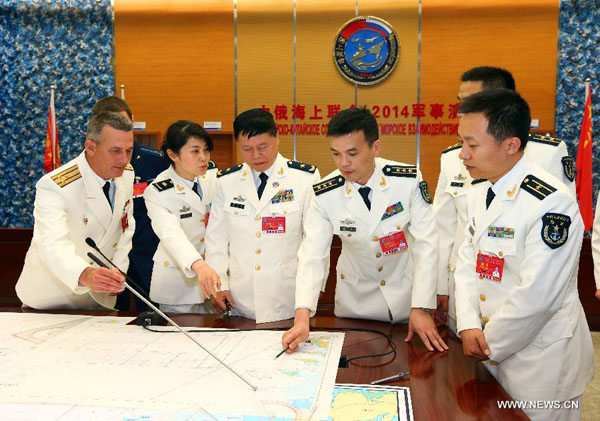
[43,89,60,173]
[575,81,593,230]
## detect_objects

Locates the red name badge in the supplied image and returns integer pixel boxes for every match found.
[476,253,504,282]
[204,211,210,228]
[121,213,128,233]
[262,216,286,233]
[379,231,408,255]
[133,182,148,198]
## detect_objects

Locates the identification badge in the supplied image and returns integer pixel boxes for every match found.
[121,213,128,232]
[379,231,408,255]
[262,216,286,233]
[476,253,504,282]
[180,212,192,219]
[133,182,148,198]
[204,211,210,228]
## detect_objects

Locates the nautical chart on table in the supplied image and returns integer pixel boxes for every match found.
[0,313,344,420]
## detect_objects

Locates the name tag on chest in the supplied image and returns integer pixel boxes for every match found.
[262,216,286,233]
[476,253,504,282]
[133,182,148,198]
[379,231,408,255]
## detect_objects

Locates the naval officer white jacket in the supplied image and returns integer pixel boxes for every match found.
[591,193,600,291]
[16,152,135,310]
[205,154,320,323]
[454,157,593,406]
[433,134,576,326]
[144,163,217,305]
[295,157,439,323]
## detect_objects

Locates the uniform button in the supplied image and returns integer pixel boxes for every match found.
[256,232,261,238]
[396,226,401,230]
[340,274,345,280]
[498,251,503,257]
[480,294,486,302]
[200,218,205,223]
[164,261,169,267]
[89,261,93,265]
[479,275,483,280]
[372,236,379,241]
[453,191,458,196]
[482,316,489,324]
[255,265,261,271]
[378,266,383,272]
[380,280,386,286]
[112,242,117,248]
[200,237,205,243]
[283,210,288,214]
[468,238,472,244]
[376,252,382,258]
[448,263,452,270]
[255,249,261,254]
[234,211,239,215]
[255,215,261,221]
[347,233,352,237]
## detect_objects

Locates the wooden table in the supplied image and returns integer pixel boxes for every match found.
[2,307,527,420]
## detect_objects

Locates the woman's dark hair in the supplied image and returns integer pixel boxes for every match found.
[161,120,213,164]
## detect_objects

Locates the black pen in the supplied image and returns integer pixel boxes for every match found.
[274,345,290,359]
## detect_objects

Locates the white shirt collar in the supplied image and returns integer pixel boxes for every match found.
[84,153,115,203]
[251,156,278,189]
[171,165,197,189]
[488,155,526,195]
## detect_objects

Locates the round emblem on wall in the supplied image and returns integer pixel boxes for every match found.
[333,16,400,86]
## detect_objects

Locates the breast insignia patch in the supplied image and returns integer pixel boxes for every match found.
[153,179,174,192]
[419,181,432,204]
[521,175,556,200]
[51,165,81,188]
[313,176,345,196]
[287,160,317,173]
[542,213,570,249]
[217,164,243,178]
[383,165,417,178]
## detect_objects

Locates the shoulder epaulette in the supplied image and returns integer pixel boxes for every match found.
[520,175,556,200]
[208,160,217,170]
[382,165,417,178]
[528,134,563,147]
[217,164,243,178]
[153,179,174,192]
[51,165,81,188]
[125,163,133,171]
[313,176,345,196]
[442,142,462,154]
[471,179,486,185]
[138,145,164,158]
[287,160,317,174]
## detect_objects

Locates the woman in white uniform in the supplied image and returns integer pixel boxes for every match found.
[144,120,219,313]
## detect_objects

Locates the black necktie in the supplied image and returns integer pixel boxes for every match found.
[257,172,268,199]
[486,187,495,209]
[102,181,112,210]
[358,186,371,211]
[192,181,202,200]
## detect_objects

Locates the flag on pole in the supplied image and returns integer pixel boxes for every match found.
[43,86,60,173]
[575,79,593,231]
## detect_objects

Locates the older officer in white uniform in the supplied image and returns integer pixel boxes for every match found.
[16,112,135,310]
[144,121,219,313]
[591,193,600,300]
[434,66,576,332]
[205,109,320,323]
[454,89,593,421]
[283,107,447,353]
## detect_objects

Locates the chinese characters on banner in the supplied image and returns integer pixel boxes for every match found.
[260,103,459,137]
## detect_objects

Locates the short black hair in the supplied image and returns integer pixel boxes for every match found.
[92,96,133,121]
[233,108,277,140]
[457,89,530,150]
[461,66,516,91]
[161,120,213,165]
[326,106,379,146]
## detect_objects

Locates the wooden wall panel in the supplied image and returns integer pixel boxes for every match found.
[358,0,419,166]
[295,0,357,176]
[237,0,294,162]
[420,0,560,192]
[114,0,234,140]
